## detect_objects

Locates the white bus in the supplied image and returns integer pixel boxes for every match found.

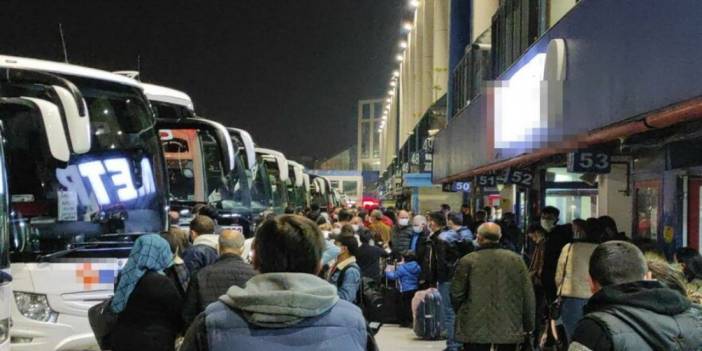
[0,55,168,351]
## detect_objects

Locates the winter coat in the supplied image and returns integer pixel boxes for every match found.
[541,224,573,301]
[356,243,388,281]
[164,260,189,297]
[180,273,368,351]
[391,225,413,255]
[424,228,470,285]
[182,234,219,274]
[450,243,535,344]
[569,281,702,351]
[368,222,391,245]
[555,242,597,299]
[182,253,257,326]
[386,261,421,292]
[112,271,184,351]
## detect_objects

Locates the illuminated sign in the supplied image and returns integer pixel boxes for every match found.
[494,53,546,149]
[57,157,156,206]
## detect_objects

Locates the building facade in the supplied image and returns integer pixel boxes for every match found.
[432,0,702,255]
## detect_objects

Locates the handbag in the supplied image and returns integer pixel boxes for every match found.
[88,297,118,350]
[548,244,573,320]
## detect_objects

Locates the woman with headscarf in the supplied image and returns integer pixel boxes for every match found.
[111,234,184,351]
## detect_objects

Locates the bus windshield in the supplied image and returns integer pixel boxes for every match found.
[2,76,167,261]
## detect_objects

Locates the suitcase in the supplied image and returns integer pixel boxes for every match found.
[412,288,443,340]
[378,281,401,323]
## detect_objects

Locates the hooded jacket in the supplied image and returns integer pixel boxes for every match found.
[569,281,702,351]
[182,234,219,274]
[386,261,421,292]
[180,273,368,351]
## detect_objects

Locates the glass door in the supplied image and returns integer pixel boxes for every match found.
[634,179,662,241]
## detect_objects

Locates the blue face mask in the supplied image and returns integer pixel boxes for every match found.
[412,225,423,233]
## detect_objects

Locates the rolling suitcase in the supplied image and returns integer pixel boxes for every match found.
[412,288,443,340]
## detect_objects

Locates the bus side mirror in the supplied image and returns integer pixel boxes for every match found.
[0,98,71,162]
[52,85,91,154]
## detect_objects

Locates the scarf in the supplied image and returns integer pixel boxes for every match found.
[111,234,173,313]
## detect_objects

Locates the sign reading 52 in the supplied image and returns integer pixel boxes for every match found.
[567,150,611,173]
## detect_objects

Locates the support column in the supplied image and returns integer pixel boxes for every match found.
[433,0,450,101]
[422,0,435,111]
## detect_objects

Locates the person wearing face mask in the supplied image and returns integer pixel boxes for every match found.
[391,210,413,257]
[424,211,462,351]
[539,206,574,304]
[329,233,362,303]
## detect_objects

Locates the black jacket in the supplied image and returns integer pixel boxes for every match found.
[390,225,413,256]
[356,243,388,281]
[571,281,702,351]
[423,228,456,285]
[182,253,257,326]
[112,271,184,351]
[541,224,573,301]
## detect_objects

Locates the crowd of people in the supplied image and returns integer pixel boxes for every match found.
[96,202,702,351]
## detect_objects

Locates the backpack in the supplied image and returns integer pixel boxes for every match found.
[336,264,364,307]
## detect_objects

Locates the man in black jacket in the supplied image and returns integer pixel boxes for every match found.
[355,229,388,282]
[569,241,702,351]
[539,206,573,302]
[390,210,413,257]
[182,229,257,326]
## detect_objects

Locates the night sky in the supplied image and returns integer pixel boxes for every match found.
[0,0,406,164]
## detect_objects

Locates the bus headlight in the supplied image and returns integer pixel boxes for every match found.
[13,292,58,323]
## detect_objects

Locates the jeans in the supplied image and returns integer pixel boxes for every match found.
[438,281,460,351]
[560,296,588,342]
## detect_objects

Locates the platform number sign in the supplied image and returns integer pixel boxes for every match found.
[452,181,471,192]
[506,168,534,187]
[476,174,498,188]
[567,150,611,173]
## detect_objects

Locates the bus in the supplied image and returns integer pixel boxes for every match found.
[142,83,273,237]
[0,55,168,351]
[255,148,289,214]
[287,161,308,209]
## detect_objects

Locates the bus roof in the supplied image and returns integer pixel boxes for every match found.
[0,54,142,88]
[141,82,195,112]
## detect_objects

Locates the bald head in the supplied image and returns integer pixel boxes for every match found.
[477,222,502,244]
[219,229,245,256]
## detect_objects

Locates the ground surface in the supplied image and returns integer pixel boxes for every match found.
[375,324,445,350]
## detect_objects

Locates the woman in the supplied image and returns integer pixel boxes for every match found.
[554,218,601,342]
[111,234,184,351]
[162,227,190,297]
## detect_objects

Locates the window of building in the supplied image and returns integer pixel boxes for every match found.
[374,102,383,117]
[343,180,358,196]
[361,121,370,158]
[362,103,371,120]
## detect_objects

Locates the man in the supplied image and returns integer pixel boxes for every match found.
[569,241,702,350]
[182,215,219,274]
[424,211,461,351]
[181,215,368,351]
[330,233,362,303]
[355,229,388,282]
[498,212,521,253]
[472,210,487,233]
[182,229,257,326]
[391,210,413,256]
[540,206,574,302]
[451,223,535,351]
[168,210,181,228]
[337,208,353,227]
[409,215,429,254]
[368,209,391,247]
[448,212,474,242]
[460,204,474,229]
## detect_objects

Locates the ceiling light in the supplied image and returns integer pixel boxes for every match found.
[399,41,408,49]
[396,54,404,62]
[402,22,413,32]
[409,0,420,9]
[390,81,397,87]
[393,70,400,77]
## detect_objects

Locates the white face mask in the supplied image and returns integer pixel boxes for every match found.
[351,224,360,232]
[412,225,423,233]
[322,230,331,239]
[398,218,410,226]
[541,219,556,232]
[332,228,341,235]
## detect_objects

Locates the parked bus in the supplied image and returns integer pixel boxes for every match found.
[287,161,308,209]
[0,55,168,351]
[255,148,289,214]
